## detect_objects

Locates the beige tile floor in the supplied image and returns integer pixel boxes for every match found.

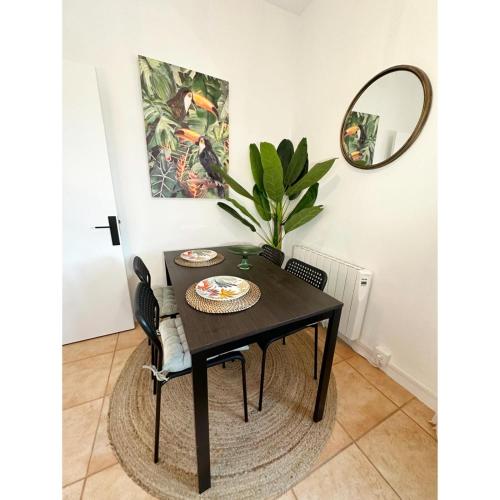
[63,325,437,499]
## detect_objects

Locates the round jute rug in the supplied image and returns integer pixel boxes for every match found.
[108,331,337,499]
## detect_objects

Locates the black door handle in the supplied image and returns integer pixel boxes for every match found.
[94,216,120,245]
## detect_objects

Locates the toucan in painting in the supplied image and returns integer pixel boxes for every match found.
[167,87,194,123]
[344,124,366,147]
[198,136,225,197]
[167,88,220,123]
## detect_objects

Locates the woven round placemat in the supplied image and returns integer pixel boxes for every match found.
[108,332,337,499]
[185,281,260,314]
[174,253,225,268]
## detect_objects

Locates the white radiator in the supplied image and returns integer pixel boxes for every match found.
[292,245,372,341]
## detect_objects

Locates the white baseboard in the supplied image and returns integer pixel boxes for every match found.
[338,334,437,411]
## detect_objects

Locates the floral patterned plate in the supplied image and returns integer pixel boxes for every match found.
[195,276,250,301]
[180,249,218,262]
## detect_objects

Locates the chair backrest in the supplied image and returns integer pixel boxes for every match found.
[133,256,151,286]
[285,258,328,291]
[260,244,285,267]
[134,282,163,366]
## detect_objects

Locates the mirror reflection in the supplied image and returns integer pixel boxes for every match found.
[341,66,431,169]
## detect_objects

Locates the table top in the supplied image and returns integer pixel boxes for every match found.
[164,246,343,355]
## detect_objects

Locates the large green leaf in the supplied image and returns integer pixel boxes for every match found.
[284,138,308,186]
[138,57,155,97]
[284,206,323,233]
[249,144,263,190]
[253,185,271,221]
[217,202,256,232]
[287,183,318,220]
[227,197,261,227]
[211,165,253,200]
[277,139,294,175]
[192,73,207,97]
[288,156,308,200]
[155,115,177,149]
[286,158,335,197]
[149,157,180,198]
[260,142,284,202]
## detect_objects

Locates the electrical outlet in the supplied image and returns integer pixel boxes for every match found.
[374,346,391,367]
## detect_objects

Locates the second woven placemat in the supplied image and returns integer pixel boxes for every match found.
[185,281,261,313]
[174,253,225,268]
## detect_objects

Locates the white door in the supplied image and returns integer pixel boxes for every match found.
[63,59,134,344]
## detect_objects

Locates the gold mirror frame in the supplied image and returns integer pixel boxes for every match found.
[340,65,432,170]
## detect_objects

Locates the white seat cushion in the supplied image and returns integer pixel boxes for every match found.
[159,317,191,372]
[153,286,178,316]
[158,317,248,374]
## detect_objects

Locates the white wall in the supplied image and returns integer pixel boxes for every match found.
[286,0,437,406]
[63,0,298,289]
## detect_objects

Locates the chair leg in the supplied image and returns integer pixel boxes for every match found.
[282,337,286,345]
[152,346,157,395]
[240,358,249,422]
[151,344,155,377]
[154,381,162,463]
[222,362,226,369]
[314,324,318,380]
[258,347,268,411]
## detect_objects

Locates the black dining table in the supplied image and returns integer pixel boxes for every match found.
[164,246,343,493]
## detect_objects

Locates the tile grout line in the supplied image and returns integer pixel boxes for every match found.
[337,356,409,409]
[62,477,85,490]
[82,461,119,481]
[321,329,415,409]
[336,353,437,440]
[299,423,354,478]
[63,395,111,412]
[400,402,438,441]
[353,441,403,499]
[343,356,413,408]
[62,338,139,365]
[343,405,401,443]
[281,422,353,495]
[79,334,119,500]
[62,350,115,365]
[68,462,121,499]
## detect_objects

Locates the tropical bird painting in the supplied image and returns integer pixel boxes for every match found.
[138,55,229,198]
[343,111,379,166]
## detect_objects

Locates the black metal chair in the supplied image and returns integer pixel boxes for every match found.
[257,258,328,411]
[134,281,249,463]
[133,256,178,318]
[260,244,285,267]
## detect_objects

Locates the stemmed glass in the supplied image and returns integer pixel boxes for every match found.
[227,245,262,270]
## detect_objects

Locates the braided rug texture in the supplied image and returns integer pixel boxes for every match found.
[108,332,337,499]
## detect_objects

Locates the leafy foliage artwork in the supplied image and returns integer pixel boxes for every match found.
[343,111,379,166]
[215,138,336,250]
[138,55,229,198]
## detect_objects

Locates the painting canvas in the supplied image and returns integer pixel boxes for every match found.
[138,55,229,198]
[343,111,379,166]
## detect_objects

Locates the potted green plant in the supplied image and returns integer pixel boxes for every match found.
[213,138,336,250]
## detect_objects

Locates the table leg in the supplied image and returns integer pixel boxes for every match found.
[313,307,342,422]
[192,352,211,493]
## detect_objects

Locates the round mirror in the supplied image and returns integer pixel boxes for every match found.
[340,65,432,169]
